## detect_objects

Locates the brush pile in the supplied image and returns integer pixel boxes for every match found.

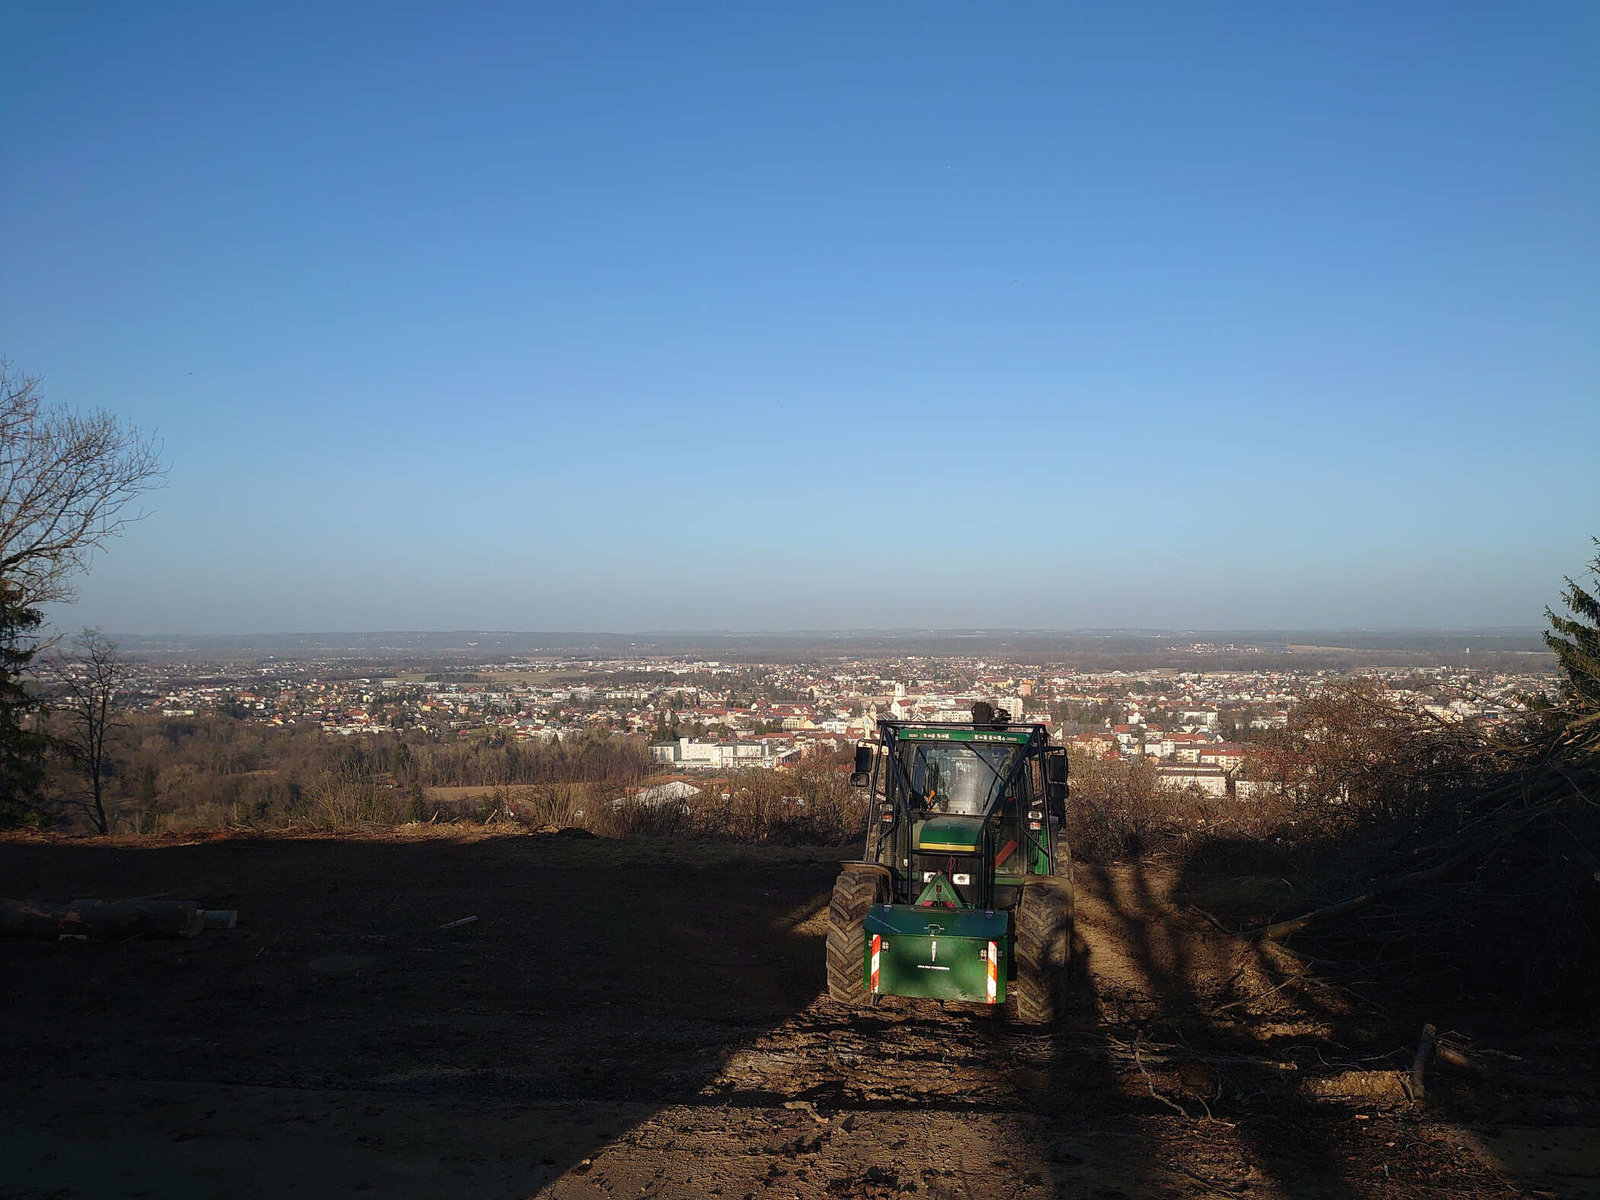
[1244,673,1599,1010]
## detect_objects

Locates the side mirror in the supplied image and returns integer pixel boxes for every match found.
[849,744,874,788]
[1046,752,1069,811]
[1046,752,1069,786]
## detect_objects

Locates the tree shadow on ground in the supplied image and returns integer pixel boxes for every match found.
[1067,858,1371,1199]
[0,831,841,1198]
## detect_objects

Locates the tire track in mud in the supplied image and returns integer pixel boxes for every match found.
[708,1000,1092,1113]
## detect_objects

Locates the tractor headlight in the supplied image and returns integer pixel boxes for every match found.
[952,873,971,886]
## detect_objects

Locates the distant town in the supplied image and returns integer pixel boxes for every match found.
[67,639,1557,801]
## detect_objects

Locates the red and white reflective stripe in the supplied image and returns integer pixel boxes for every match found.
[986,941,998,1003]
[870,934,881,994]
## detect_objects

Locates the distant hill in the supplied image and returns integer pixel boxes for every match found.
[109,628,1554,672]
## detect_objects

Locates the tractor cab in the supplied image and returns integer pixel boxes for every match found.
[900,730,1037,911]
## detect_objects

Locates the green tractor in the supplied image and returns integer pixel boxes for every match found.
[827,703,1073,1024]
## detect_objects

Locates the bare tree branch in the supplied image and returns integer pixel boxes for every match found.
[0,360,167,608]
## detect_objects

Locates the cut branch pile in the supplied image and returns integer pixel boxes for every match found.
[1234,688,1599,1006]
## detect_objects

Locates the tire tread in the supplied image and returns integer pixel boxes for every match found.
[825,868,885,1006]
[1012,878,1073,1025]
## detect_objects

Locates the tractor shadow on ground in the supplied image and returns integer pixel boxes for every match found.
[0,830,843,1199]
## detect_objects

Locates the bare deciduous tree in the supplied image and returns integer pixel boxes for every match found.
[0,360,166,608]
[56,628,128,834]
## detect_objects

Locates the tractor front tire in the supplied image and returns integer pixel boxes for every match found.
[1011,878,1074,1025]
[826,867,886,1007]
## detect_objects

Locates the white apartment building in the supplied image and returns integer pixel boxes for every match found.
[650,737,787,771]
[1155,765,1228,798]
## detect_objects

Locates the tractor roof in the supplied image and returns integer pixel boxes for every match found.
[879,720,1046,746]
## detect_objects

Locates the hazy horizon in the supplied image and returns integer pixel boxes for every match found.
[110,624,1548,638]
[6,3,1596,636]
[102,625,1552,649]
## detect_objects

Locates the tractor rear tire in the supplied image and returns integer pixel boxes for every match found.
[1011,878,1073,1025]
[826,867,887,1007]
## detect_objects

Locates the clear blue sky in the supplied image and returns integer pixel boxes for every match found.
[3,1,1596,634]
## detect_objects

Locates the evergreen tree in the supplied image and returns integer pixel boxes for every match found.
[0,581,49,826]
[1544,538,1600,744]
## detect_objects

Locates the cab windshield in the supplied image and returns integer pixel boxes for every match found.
[896,740,1020,816]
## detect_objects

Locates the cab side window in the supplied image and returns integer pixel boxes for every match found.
[992,761,1029,878]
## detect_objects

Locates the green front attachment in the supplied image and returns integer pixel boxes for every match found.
[863,904,1010,1004]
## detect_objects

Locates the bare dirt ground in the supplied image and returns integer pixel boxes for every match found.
[1,829,1594,1199]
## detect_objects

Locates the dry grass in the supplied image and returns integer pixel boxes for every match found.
[1063,753,1300,864]
[127,758,870,847]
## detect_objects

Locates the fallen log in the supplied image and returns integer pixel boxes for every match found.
[1241,848,1475,942]
[0,898,237,941]
[1432,1042,1597,1096]
[1435,1043,1488,1077]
